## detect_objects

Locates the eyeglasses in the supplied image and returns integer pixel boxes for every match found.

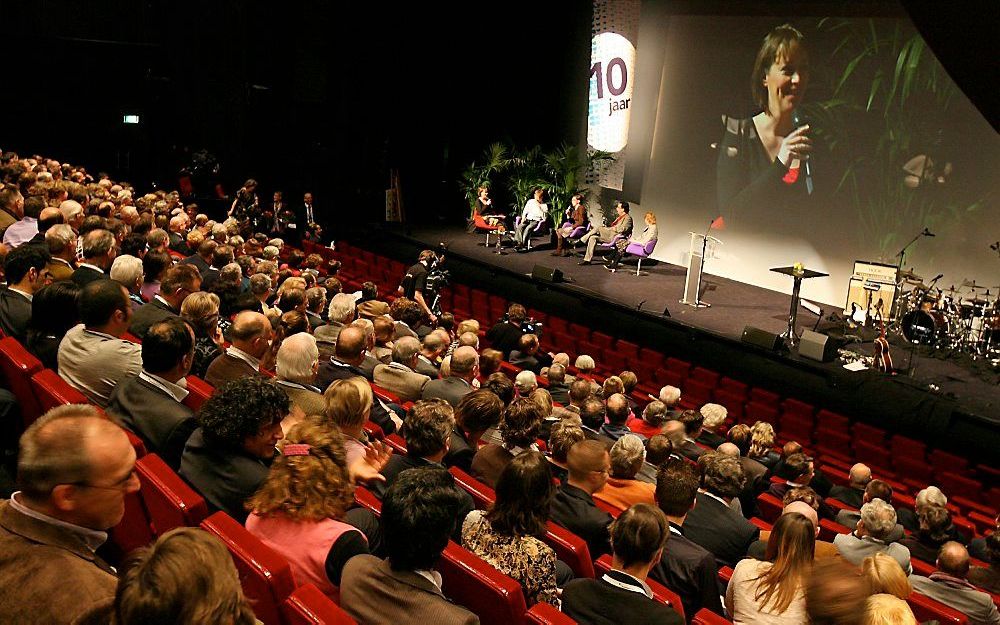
[72,469,138,492]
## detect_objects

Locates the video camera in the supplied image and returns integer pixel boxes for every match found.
[499,312,544,338]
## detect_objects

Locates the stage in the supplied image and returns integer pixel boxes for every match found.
[359,223,999,461]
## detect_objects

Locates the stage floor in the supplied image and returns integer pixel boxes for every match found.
[388,224,999,422]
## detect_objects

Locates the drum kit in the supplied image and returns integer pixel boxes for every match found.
[893,271,1000,359]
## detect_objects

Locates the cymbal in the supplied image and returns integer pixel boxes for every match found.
[966,298,989,305]
[961,279,980,288]
[900,269,923,281]
[907,283,926,291]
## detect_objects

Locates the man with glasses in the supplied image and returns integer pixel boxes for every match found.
[550,439,615,558]
[129,264,201,339]
[0,404,140,624]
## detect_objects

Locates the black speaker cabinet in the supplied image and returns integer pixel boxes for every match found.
[799,329,837,362]
[531,265,563,283]
[741,326,783,351]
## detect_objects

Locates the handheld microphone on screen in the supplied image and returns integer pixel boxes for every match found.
[921,228,936,237]
[791,110,814,195]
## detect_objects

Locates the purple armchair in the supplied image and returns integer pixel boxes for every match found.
[514,216,549,250]
[623,238,658,275]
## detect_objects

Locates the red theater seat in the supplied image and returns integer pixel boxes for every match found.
[527,602,577,625]
[907,592,969,625]
[135,453,208,536]
[30,368,88,411]
[183,375,214,411]
[594,554,684,621]
[544,522,595,579]
[756,493,784,524]
[449,466,496,511]
[0,337,44,426]
[438,541,528,625]
[693,608,734,624]
[200,512,297,625]
[106,489,154,565]
[353,485,382,516]
[282,583,358,625]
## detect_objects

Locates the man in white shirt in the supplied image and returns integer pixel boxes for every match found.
[513,188,548,249]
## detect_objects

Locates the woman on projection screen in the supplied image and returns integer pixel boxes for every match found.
[716,24,812,226]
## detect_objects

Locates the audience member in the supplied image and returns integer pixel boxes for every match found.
[600,393,636,442]
[372,335,431,402]
[594,434,656,510]
[725,511,813,624]
[26,281,81,370]
[862,552,912,599]
[139,250,171,302]
[683,453,759,567]
[860,594,917,625]
[445,389,503,474]
[546,420,586,483]
[900,503,961,564]
[273,332,325,424]
[909,542,1000,625]
[110,254,146,310]
[486,303,528,359]
[316,325,399,434]
[107,318,197,470]
[550,439,614,558]
[562,503,683,625]
[828,463,872,509]
[423,345,478,407]
[747,422,780,469]
[472,397,543,488]
[204,310,273,387]
[340,467,479,625]
[0,405,140,624]
[834,480,905,543]
[129,263,201,338]
[0,244,51,342]
[674,410,706,460]
[246,415,368,601]
[546,363,570,404]
[696,403,728,448]
[898,486,966,544]
[414,330,447,377]
[58,279,142,407]
[112,527,256,625]
[72,229,117,287]
[626,399,668,438]
[179,291,224,378]
[179,377,288,523]
[45,223,78,281]
[834,498,912,574]
[462,450,560,606]
[968,532,1000,594]
[323,377,376,467]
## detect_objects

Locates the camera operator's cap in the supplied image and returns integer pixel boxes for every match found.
[357,299,390,319]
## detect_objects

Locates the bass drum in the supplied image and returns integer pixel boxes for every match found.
[901,310,947,345]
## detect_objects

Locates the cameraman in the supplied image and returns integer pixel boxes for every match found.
[486,303,529,360]
[399,249,438,324]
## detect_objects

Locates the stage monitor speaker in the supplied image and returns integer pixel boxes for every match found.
[531,265,563,283]
[799,329,837,362]
[741,326,783,351]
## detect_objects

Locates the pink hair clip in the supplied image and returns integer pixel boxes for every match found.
[282,443,311,457]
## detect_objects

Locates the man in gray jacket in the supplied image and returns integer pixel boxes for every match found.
[910,542,1000,625]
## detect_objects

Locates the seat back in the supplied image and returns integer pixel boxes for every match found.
[594,554,684,621]
[353,485,382,516]
[183,375,214,411]
[527,602,577,625]
[449,466,496,510]
[200,512,297,625]
[0,337,43,426]
[692,608,734,624]
[438,541,528,625]
[544,521,595,579]
[30,368,89,411]
[105,489,154,565]
[281,583,357,625]
[907,592,968,625]
[136,453,208,536]
[756,492,784,524]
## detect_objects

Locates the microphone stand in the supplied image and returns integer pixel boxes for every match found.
[892,228,932,333]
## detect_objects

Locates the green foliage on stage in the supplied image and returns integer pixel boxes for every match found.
[809,18,987,259]
[461,142,614,229]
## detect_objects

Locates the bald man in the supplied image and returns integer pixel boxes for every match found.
[747,501,840,560]
[828,463,872,509]
[0,405,140,624]
[373,336,431,403]
[550,439,614,558]
[422,345,478,407]
[204,311,273,387]
[316,325,399,435]
[910,542,1000,625]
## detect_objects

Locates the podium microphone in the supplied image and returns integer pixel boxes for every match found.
[791,110,813,195]
[922,228,936,237]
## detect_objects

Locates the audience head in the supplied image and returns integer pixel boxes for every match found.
[618,370,637,394]
[655,458,700,518]
[479,348,503,378]
[499,397,544,449]
[529,388,553,417]
[784,486,822,511]
[914,485,948,512]
[859,498,898,541]
[323,377,372,430]
[159,264,202,309]
[228,311,273,358]
[483,372,515,406]
[391,335,421,368]
[275,332,319,384]
[113,527,256,625]
[658,385,681,407]
[849,463,873,489]
[569,379,593,406]
[702,454,746,498]
[860,594,917,625]
[488,450,554,538]
[80,279,132,332]
[198,378,287,458]
[4,243,51,292]
[864,479,894,505]
[403,399,454,460]
[548,421,586,464]
[727,423,752,455]
[46,223,77,259]
[579,396,606,431]
[547,363,566,385]
[605,393,630,426]
[784,452,815,484]
[332,325,366,365]
[30,281,81,337]
[678,409,704,437]
[609,434,646,479]
[142,318,195,380]
[749,421,776,457]
[449,346,479,381]
[645,434,674,467]
[641,400,668,428]
[110,254,144,293]
[247,415,353,522]
[662,420,686,447]
[516,333,538,356]
[327,293,356,324]
[700,403,727,431]
[917,504,954,543]
[574,354,596,373]
[610,503,669,571]
[566,439,611,494]
[82,229,116,266]
[937,541,971,579]
[17,404,139,530]
[602,375,624,398]
[783,500,819,536]
[180,291,221,339]
[382,467,466,572]
[514,370,537,395]
[454,389,503,438]
[141,250,171,285]
[862,552,912,599]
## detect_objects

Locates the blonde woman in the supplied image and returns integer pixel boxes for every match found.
[862,553,912,599]
[726,512,814,624]
[860,594,917,625]
[180,291,224,379]
[324,376,375,467]
[246,415,367,602]
[748,421,780,469]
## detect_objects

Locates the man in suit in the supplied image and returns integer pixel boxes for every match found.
[414,331,446,378]
[579,200,634,265]
[315,325,398,434]
[58,280,143,407]
[546,363,571,405]
[717,442,767,521]
[0,244,51,342]
[485,303,528,360]
[423,346,477,407]
[107,318,197,470]
[314,292,356,358]
[676,410,707,461]
[910,542,1000,625]
[72,229,117,288]
[835,479,906,543]
[550,439,615,558]
[167,214,190,255]
[683,454,760,567]
[272,332,326,422]
[179,239,216,277]
[725,424,769,495]
[599,393,640,442]
[663,419,701,463]
[129,264,201,339]
[204,311,273,388]
[651,459,724,620]
[373,336,431,403]
[563,504,684,625]
[198,245,233,293]
[44,224,77,282]
[509,333,550,375]
[304,286,327,331]
[834,498,912,574]
[0,186,23,239]
[0,405,140,625]
[827,463,871,510]
[2,193,43,249]
[768,452,837,520]
[340,467,479,625]
[445,389,503,474]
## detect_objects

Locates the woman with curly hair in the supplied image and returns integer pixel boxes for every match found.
[179,377,289,523]
[471,397,544,488]
[246,415,368,602]
[462,450,560,606]
[748,421,780,469]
